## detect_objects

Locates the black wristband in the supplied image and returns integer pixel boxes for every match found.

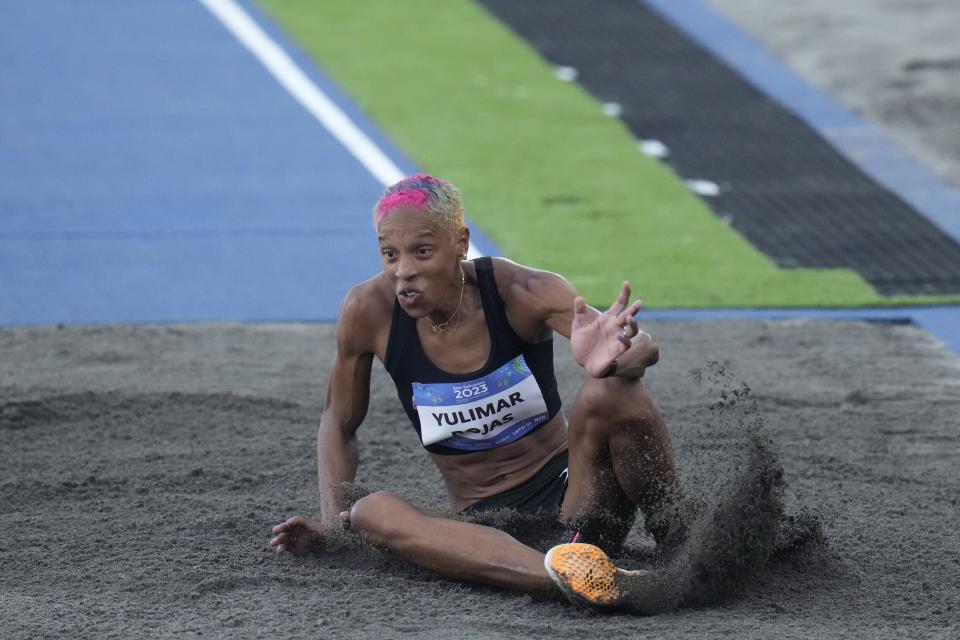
[600,360,618,378]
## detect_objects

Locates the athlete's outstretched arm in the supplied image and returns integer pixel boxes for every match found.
[524,269,658,378]
[271,287,374,555]
[316,288,375,523]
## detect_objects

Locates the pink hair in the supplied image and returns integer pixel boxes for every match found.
[376,190,429,220]
[372,174,464,234]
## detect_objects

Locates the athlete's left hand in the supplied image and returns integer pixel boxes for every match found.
[570,281,647,378]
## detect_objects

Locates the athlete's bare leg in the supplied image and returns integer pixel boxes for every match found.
[347,490,553,593]
[344,375,677,591]
[561,375,679,549]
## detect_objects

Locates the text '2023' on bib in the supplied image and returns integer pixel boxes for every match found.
[413,355,549,451]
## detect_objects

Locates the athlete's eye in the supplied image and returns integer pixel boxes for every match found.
[381,249,396,259]
[416,246,433,257]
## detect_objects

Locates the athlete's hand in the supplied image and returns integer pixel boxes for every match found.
[270,515,328,556]
[570,281,645,378]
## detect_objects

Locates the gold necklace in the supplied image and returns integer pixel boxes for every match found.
[430,267,465,335]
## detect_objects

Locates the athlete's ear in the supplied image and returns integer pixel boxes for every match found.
[455,226,470,258]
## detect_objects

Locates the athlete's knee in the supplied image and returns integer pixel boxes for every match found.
[348,491,412,544]
[572,377,662,442]
[574,377,610,418]
[575,376,647,421]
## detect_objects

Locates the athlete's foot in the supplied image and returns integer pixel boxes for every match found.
[544,543,649,609]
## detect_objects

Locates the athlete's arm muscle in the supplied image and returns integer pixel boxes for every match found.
[507,263,659,377]
[316,286,375,525]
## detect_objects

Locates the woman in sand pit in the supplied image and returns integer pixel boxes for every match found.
[270,174,680,608]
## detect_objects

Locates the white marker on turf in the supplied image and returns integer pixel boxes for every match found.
[685,179,721,197]
[554,66,578,82]
[638,139,669,159]
[198,0,481,258]
[602,102,623,117]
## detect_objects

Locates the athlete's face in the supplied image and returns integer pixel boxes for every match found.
[377,208,469,317]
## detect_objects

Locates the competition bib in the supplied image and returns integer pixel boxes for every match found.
[412,355,550,451]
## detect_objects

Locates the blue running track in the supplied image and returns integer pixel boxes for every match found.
[1,0,957,357]
[0,0,500,324]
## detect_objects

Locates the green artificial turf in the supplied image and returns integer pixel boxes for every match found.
[257,0,960,308]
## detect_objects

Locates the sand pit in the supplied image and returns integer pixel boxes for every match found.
[1,321,958,638]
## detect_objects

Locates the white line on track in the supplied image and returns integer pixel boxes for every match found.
[198,0,481,257]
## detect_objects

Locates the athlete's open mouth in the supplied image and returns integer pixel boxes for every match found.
[398,288,422,305]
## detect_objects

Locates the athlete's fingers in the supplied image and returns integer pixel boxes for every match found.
[625,299,644,318]
[339,510,350,524]
[573,296,589,325]
[610,281,631,314]
[276,543,285,555]
[270,533,288,547]
[272,516,302,534]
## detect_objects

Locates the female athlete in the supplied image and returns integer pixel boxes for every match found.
[270,174,681,608]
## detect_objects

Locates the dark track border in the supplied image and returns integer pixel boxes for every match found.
[475,0,960,295]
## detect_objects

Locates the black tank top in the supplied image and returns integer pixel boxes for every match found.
[384,257,563,455]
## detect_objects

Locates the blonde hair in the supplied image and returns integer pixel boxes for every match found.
[373,174,465,239]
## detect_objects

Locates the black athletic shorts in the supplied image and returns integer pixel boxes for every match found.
[460,450,569,515]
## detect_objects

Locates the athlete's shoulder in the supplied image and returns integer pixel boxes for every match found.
[337,274,394,354]
[487,257,575,317]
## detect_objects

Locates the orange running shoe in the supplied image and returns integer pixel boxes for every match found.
[544,543,649,608]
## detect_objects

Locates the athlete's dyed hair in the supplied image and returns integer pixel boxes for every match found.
[373,173,465,238]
